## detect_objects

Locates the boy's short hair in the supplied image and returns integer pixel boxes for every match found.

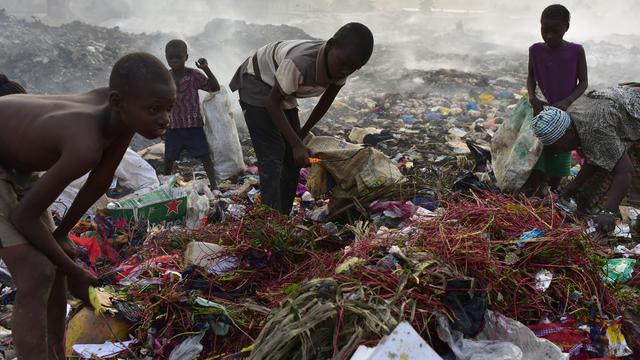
[541,4,570,24]
[165,39,188,53]
[332,23,374,63]
[0,74,26,96]
[109,52,173,94]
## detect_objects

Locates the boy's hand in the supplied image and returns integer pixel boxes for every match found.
[56,234,78,260]
[67,267,98,304]
[292,144,311,168]
[560,184,578,200]
[595,212,616,234]
[552,99,572,111]
[529,97,547,116]
[195,58,209,70]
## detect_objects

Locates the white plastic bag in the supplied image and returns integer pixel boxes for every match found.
[52,148,159,216]
[186,191,210,230]
[437,311,567,360]
[115,148,160,191]
[202,87,246,183]
[491,98,543,192]
[168,331,205,360]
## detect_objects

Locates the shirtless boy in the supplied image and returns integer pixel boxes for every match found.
[0,52,175,359]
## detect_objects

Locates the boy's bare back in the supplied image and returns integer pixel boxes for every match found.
[0,89,118,173]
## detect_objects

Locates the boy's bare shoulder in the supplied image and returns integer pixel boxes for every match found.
[0,89,111,172]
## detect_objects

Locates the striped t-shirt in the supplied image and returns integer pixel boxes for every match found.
[229,40,347,109]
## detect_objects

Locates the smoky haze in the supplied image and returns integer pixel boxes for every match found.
[1,0,639,89]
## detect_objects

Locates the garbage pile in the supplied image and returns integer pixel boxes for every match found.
[190,18,315,55]
[303,68,525,179]
[35,78,637,356]
[0,12,314,96]
[0,9,166,94]
[39,169,640,359]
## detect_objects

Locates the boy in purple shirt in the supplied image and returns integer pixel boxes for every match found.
[164,39,220,187]
[525,4,588,195]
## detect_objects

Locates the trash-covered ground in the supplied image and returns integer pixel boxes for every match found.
[1,9,640,360]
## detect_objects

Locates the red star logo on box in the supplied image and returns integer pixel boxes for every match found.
[165,199,182,216]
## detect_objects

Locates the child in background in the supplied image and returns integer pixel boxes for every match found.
[164,39,220,188]
[525,4,588,194]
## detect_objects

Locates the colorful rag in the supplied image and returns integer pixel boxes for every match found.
[531,107,571,145]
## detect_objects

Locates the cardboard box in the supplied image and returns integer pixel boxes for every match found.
[106,186,187,226]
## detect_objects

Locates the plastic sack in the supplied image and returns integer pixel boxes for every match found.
[437,311,567,360]
[186,192,210,230]
[115,148,160,191]
[466,140,492,172]
[601,258,636,285]
[441,279,487,337]
[491,98,543,192]
[168,331,205,360]
[305,135,404,206]
[52,148,159,216]
[348,127,382,144]
[202,87,246,183]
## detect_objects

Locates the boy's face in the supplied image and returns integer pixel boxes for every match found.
[541,19,568,49]
[117,82,176,139]
[165,47,188,70]
[327,47,366,80]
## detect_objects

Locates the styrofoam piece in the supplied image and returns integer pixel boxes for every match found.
[350,321,443,360]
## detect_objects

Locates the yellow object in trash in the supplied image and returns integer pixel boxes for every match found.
[478,93,496,105]
[606,321,633,357]
[88,285,113,315]
[65,307,130,356]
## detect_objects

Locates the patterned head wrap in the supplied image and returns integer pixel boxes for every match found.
[531,107,571,145]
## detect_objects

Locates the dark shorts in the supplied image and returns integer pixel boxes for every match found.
[164,127,210,161]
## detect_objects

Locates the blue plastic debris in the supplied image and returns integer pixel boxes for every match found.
[413,196,438,211]
[496,89,513,99]
[402,114,415,124]
[465,101,479,110]
[517,229,545,247]
[424,112,442,121]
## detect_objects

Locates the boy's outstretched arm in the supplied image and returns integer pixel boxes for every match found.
[554,47,588,110]
[594,152,632,233]
[299,84,342,139]
[10,143,100,278]
[527,53,546,116]
[603,152,632,212]
[52,134,133,240]
[196,58,221,92]
[266,87,310,168]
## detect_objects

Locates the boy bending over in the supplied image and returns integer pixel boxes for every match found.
[0,52,175,359]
